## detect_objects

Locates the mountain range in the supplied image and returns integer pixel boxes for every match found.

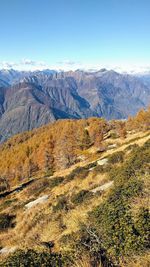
[0,68,150,142]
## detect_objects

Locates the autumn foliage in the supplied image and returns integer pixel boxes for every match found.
[0,107,149,188]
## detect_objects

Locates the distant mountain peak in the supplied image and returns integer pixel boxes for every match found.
[0,69,149,141]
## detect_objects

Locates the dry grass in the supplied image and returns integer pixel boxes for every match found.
[124,251,150,267]
[0,130,149,262]
[73,256,103,267]
[51,131,150,179]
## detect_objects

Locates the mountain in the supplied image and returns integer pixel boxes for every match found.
[136,72,150,87]
[63,70,150,118]
[0,109,149,267]
[0,69,149,141]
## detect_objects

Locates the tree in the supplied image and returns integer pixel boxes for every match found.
[24,158,39,179]
[55,122,77,168]
[117,122,127,139]
[88,119,107,148]
[81,129,91,150]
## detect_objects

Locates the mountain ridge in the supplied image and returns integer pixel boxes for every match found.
[0,68,149,141]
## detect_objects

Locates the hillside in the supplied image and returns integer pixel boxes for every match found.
[0,69,150,141]
[0,108,149,266]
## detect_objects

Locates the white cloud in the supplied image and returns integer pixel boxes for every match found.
[53,60,150,74]
[57,60,81,66]
[0,59,150,74]
[20,58,47,67]
[0,61,18,69]
[21,59,37,65]
[0,59,49,71]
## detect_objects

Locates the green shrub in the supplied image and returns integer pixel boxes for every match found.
[135,207,150,250]
[125,143,139,152]
[61,140,150,265]
[26,179,51,196]
[0,213,16,230]
[86,162,97,169]
[49,177,64,188]
[44,169,54,177]
[108,141,150,183]
[66,163,97,182]
[143,138,150,149]
[53,195,69,212]
[71,190,93,205]
[118,177,143,199]
[109,132,118,139]
[87,140,150,262]
[0,249,63,267]
[108,166,122,181]
[0,199,17,211]
[93,164,112,175]
[60,227,115,267]
[108,151,124,164]
[66,167,89,182]
[88,146,147,262]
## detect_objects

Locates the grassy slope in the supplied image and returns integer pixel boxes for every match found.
[0,128,149,266]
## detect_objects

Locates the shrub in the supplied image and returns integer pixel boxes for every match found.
[86,162,97,169]
[88,160,147,262]
[108,166,121,181]
[49,177,64,188]
[71,190,93,205]
[143,138,150,149]
[53,195,69,212]
[0,199,17,211]
[124,144,150,174]
[118,177,143,199]
[26,179,50,196]
[0,249,63,267]
[125,143,139,152]
[108,151,124,164]
[60,227,115,267]
[135,207,150,250]
[0,213,16,230]
[0,185,7,193]
[63,140,150,265]
[44,169,54,177]
[85,140,150,263]
[66,167,89,182]
[93,164,112,175]
[109,132,118,139]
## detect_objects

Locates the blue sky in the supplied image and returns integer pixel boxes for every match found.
[0,0,150,72]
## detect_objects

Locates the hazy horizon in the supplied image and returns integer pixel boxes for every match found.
[0,0,150,73]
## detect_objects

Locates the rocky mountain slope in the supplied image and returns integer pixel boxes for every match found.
[0,69,149,141]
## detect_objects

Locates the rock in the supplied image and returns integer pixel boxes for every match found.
[89,167,95,171]
[25,195,49,209]
[108,144,117,149]
[91,181,114,193]
[78,155,86,161]
[97,158,108,165]
[0,246,17,254]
